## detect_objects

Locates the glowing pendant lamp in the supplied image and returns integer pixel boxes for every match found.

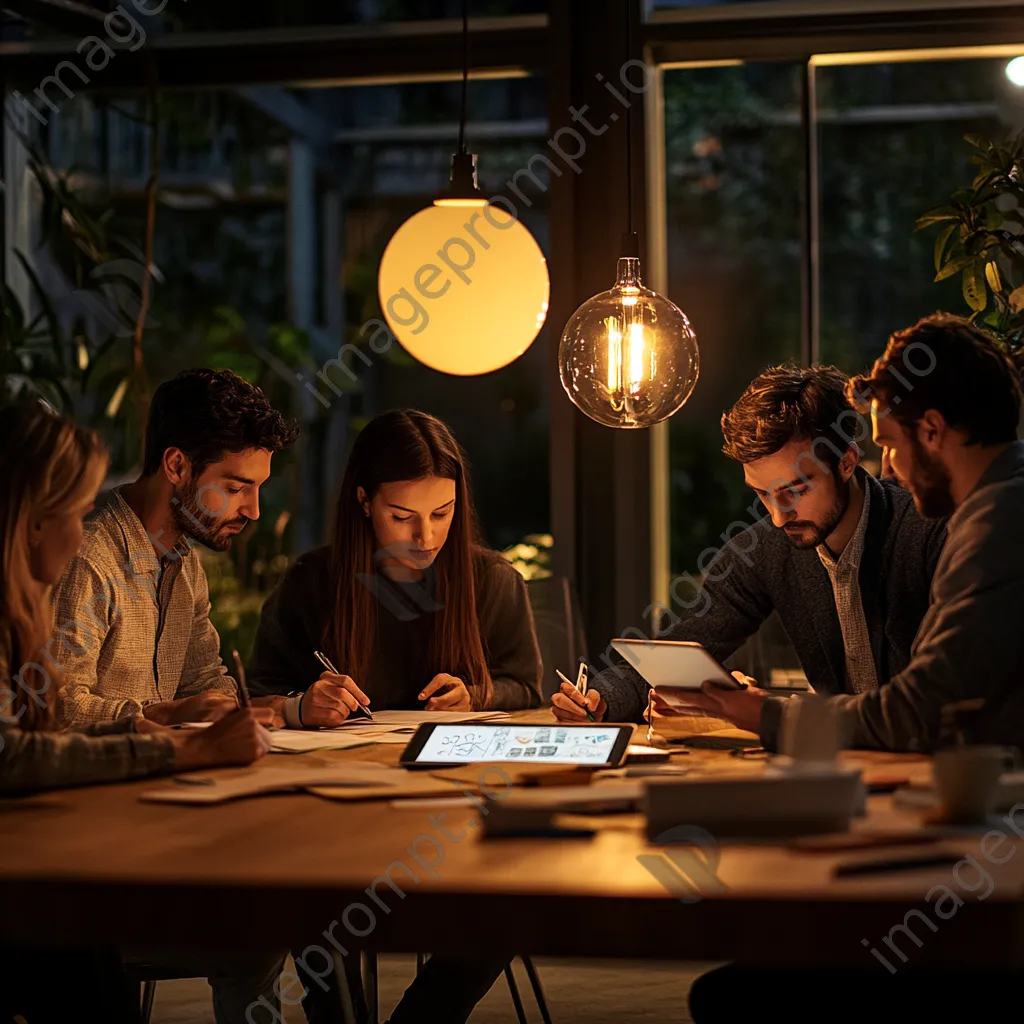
[557,15,698,427]
[377,2,550,377]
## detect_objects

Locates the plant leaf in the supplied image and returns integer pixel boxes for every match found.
[935,255,974,282]
[934,224,956,273]
[13,250,65,370]
[105,376,130,419]
[916,207,958,230]
[1010,285,1024,315]
[985,261,1003,294]
[963,261,988,313]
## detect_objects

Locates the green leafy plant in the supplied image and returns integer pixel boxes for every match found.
[917,130,1024,354]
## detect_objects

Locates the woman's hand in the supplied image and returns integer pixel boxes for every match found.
[419,674,472,711]
[170,709,272,770]
[551,680,606,722]
[301,673,371,727]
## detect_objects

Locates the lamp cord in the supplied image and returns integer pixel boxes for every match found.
[459,0,469,153]
[626,0,635,238]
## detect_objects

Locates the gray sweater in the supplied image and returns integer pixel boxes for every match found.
[596,471,947,724]
[771,442,1024,753]
[249,546,543,711]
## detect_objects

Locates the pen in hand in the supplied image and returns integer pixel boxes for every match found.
[557,668,596,721]
[231,649,251,709]
[314,649,373,721]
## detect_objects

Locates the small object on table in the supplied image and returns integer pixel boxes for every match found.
[626,744,672,764]
[231,649,251,708]
[173,775,216,786]
[833,851,964,878]
[790,831,944,853]
[314,649,373,721]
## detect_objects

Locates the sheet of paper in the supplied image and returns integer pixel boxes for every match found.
[336,710,510,728]
[267,732,376,754]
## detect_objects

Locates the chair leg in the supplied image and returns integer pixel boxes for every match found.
[415,953,426,975]
[521,956,553,1024]
[504,962,530,1024]
[361,951,379,1024]
[330,952,359,1024]
[140,980,156,1024]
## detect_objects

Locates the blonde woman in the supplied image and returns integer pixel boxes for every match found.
[0,402,283,1024]
[0,402,271,793]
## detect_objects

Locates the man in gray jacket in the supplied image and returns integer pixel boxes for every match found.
[673,313,1024,757]
[552,363,947,725]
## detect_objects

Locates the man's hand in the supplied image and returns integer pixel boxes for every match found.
[170,709,272,770]
[251,694,287,729]
[668,672,769,734]
[301,673,371,728]
[144,691,238,726]
[419,674,472,711]
[551,680,607,722]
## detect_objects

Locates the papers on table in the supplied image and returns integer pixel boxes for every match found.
[176,711,511,754]
[270,711,511,752]
[265,731,376,754]
[335,711,510,727]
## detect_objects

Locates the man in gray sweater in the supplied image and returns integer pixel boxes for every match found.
[553,363,947,727]
[675,313,1024,758]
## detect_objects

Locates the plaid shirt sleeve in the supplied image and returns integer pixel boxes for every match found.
[51,555,146,726]
[0,720,175,796]
[0,632,175,796]
[174,563,235,700]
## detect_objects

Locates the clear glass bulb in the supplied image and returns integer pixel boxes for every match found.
[559,256,699,428]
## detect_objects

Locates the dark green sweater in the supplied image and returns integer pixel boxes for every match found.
[248,546,543,711]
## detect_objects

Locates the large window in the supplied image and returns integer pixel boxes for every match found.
[818,55,1020,372]
[663,62,803,591]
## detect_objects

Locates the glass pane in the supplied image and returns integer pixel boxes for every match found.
[818,58,1015,375]
[663,63,804,680]
[10,75,549,656]
[2,0,545,38]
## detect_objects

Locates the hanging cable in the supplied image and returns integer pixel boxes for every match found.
[625,0,634,238]
[459,0,469,154]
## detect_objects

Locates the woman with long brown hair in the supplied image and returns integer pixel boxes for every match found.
[248,409,541,1024]
[249,408,541,725]
[0,403,272,795]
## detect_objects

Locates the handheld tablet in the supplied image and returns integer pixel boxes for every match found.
[399,722,633,768]
[610,639,744,692]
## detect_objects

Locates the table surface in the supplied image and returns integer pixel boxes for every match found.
[4,711,1023,969]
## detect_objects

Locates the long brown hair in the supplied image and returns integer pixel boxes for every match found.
[325,410,493,709]
[0,403,108,731]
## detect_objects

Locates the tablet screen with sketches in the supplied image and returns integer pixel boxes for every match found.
[610,639,743,692]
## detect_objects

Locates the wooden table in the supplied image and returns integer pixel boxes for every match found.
[4,712,1024,971]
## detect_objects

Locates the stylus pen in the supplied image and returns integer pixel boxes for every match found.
[231,649,251,709]
[314,649,373,721]
[557,668,595,721]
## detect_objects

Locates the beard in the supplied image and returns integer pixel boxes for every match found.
[781,477,850,551]
[905,436,956,519]
[171,479,250,552]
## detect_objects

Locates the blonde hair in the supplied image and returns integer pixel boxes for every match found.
[0,403,108,731]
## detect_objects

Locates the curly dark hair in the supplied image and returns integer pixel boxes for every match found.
[721,364,855,471]
[847,313,1022,446]
[142,369,300,477]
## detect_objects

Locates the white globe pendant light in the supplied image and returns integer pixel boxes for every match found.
[377,3,550,376]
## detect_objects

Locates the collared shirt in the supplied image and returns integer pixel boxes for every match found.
[816,478,878,695]
[51,488,234,726]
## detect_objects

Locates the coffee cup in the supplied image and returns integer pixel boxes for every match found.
[932,746,1018,825]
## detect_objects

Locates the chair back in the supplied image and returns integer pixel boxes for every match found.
[526,576,588,700]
